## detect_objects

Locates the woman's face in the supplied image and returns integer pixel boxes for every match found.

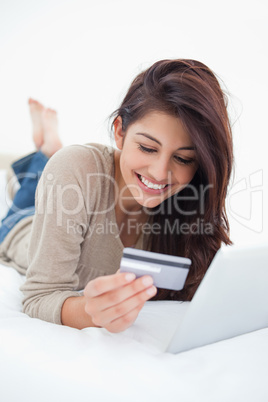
[114,111,198,210]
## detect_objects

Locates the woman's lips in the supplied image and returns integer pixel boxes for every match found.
[135,173,171,194]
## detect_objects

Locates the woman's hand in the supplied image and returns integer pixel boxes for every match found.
[83,272,157,333]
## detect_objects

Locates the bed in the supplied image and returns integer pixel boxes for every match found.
[0,159,268,402]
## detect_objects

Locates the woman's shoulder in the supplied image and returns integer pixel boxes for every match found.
[46,143,115,174]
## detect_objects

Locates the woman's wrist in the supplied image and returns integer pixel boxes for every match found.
[61,295,99,329]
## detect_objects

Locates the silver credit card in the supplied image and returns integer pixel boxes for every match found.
[120,248,191,291]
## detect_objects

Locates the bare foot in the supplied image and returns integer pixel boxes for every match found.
[28,98,44,149]
[40,108,62,157]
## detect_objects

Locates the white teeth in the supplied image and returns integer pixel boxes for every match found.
[139,175,167,190]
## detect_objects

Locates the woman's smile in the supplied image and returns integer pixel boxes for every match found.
[135,173,171,193]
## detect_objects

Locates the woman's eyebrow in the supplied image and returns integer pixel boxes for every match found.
[135,133,195,151]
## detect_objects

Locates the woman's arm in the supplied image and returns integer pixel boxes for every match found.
[21,146,93,324]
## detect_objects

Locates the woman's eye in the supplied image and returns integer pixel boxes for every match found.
[138,144,156,153]
[138,144,194,165]
[174,155,194,165]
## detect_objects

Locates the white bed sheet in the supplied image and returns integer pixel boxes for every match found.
[0,262,268,402]
[0,169,268,402]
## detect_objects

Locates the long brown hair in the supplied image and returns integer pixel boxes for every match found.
[111,59,233,301]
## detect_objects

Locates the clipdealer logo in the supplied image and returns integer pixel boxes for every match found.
[227,170,264,233]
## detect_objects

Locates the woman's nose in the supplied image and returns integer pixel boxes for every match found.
[147,157,171,183]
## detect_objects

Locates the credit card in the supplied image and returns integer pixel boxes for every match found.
[120,248,191,291]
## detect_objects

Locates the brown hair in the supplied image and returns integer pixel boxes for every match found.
[111,59,233,301]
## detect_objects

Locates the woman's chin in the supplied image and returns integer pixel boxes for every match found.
[135,196,164,210]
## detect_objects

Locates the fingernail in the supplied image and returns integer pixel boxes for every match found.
[142,276,153,286]
[125,273,136,282]
[146,286,156,296]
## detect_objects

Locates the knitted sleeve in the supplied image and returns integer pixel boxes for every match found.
[21,145,101,324]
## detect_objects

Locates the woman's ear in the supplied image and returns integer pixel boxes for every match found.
[114,117,124,150]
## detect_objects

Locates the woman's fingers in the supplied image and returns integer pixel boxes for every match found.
[105,304,145,333]
[89,275,155,312]
[84,272,158,332]
[84,272,136,298]
[91,284,157,327]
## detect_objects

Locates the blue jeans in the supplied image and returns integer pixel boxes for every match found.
[0,151,48,243]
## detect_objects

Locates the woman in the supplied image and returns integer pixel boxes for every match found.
[0,59,233,333]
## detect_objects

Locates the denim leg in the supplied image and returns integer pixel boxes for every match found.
[0,151,48,243]
[0,207,35,243]
[5,151,48,218]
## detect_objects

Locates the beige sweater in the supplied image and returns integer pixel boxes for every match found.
[0,143,145,324]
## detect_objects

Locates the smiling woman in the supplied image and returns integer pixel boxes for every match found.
[110,59,233,302]
[0,59,233,332]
